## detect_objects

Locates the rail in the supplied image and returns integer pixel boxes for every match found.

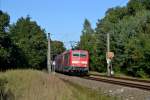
[82,74,150,91]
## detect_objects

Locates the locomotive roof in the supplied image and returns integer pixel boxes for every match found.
[55,49,88,59]
[61,49,88,55]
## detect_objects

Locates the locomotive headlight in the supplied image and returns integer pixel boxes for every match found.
[72,61,79,64]
[81,61,87,64]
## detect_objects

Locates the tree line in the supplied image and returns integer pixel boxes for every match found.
[1,0,150,78]
[0,11,65,70]
[78,0,150,78]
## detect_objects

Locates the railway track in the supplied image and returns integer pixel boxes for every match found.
[82,74,150,91]
[90,73,150,83]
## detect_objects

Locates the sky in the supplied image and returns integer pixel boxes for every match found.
[0,0,129,49]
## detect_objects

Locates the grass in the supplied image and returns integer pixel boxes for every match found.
[0,69,72,100]
[0,69,115,100]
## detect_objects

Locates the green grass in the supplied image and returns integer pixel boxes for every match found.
[0,69,115,100]
[0,69,73,100]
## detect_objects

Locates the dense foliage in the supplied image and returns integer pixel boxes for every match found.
[0,11,26,70]
[10,16,48,69]
[78,0,150,77]
[51,40,66,60]
[79,19,96,70]
[0,11,65,70]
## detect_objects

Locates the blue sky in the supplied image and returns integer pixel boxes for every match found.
[1,0,129,48]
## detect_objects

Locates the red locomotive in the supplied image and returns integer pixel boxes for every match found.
[55,50,89,74]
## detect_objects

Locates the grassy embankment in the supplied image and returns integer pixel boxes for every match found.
[0,69,115,100]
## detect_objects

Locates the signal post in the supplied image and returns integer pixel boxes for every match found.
[106,33,114,76]
[47,33,51,73]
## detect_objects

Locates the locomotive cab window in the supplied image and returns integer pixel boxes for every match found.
[80,53,86,57]
[73,53,79,57]
[73,52,87,57]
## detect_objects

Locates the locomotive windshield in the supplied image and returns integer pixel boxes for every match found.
[72,52,87,57]
[73,53,79,57]
[80,53,86,57]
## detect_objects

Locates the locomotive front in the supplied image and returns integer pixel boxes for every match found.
[55,50,89,75]
[70,50,89,74]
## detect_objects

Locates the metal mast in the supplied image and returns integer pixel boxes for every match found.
[47,33,51,73]
[107,33,111,76]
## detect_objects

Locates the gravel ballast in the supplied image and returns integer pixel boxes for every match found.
[56,73,150,100]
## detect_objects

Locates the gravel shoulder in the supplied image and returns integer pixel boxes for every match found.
[56,73,150,100]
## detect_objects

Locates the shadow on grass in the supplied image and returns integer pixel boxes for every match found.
[0,78,15,100]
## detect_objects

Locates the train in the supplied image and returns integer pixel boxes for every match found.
[55,50,89,74]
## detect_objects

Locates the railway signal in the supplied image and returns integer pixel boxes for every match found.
[106,52,114,59]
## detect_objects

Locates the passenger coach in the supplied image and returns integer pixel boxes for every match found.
[55,50,89,74]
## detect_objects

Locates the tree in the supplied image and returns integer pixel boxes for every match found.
[0,10,26,70]
[80,19,94,50]
[0,10,12,70]
[10,16,47,69]
[127,0,145,15]
[79,19,96,70]
[95,8,150,77]
[106,7,128,23]
[51,40,66,60]
[84,0,150,77]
